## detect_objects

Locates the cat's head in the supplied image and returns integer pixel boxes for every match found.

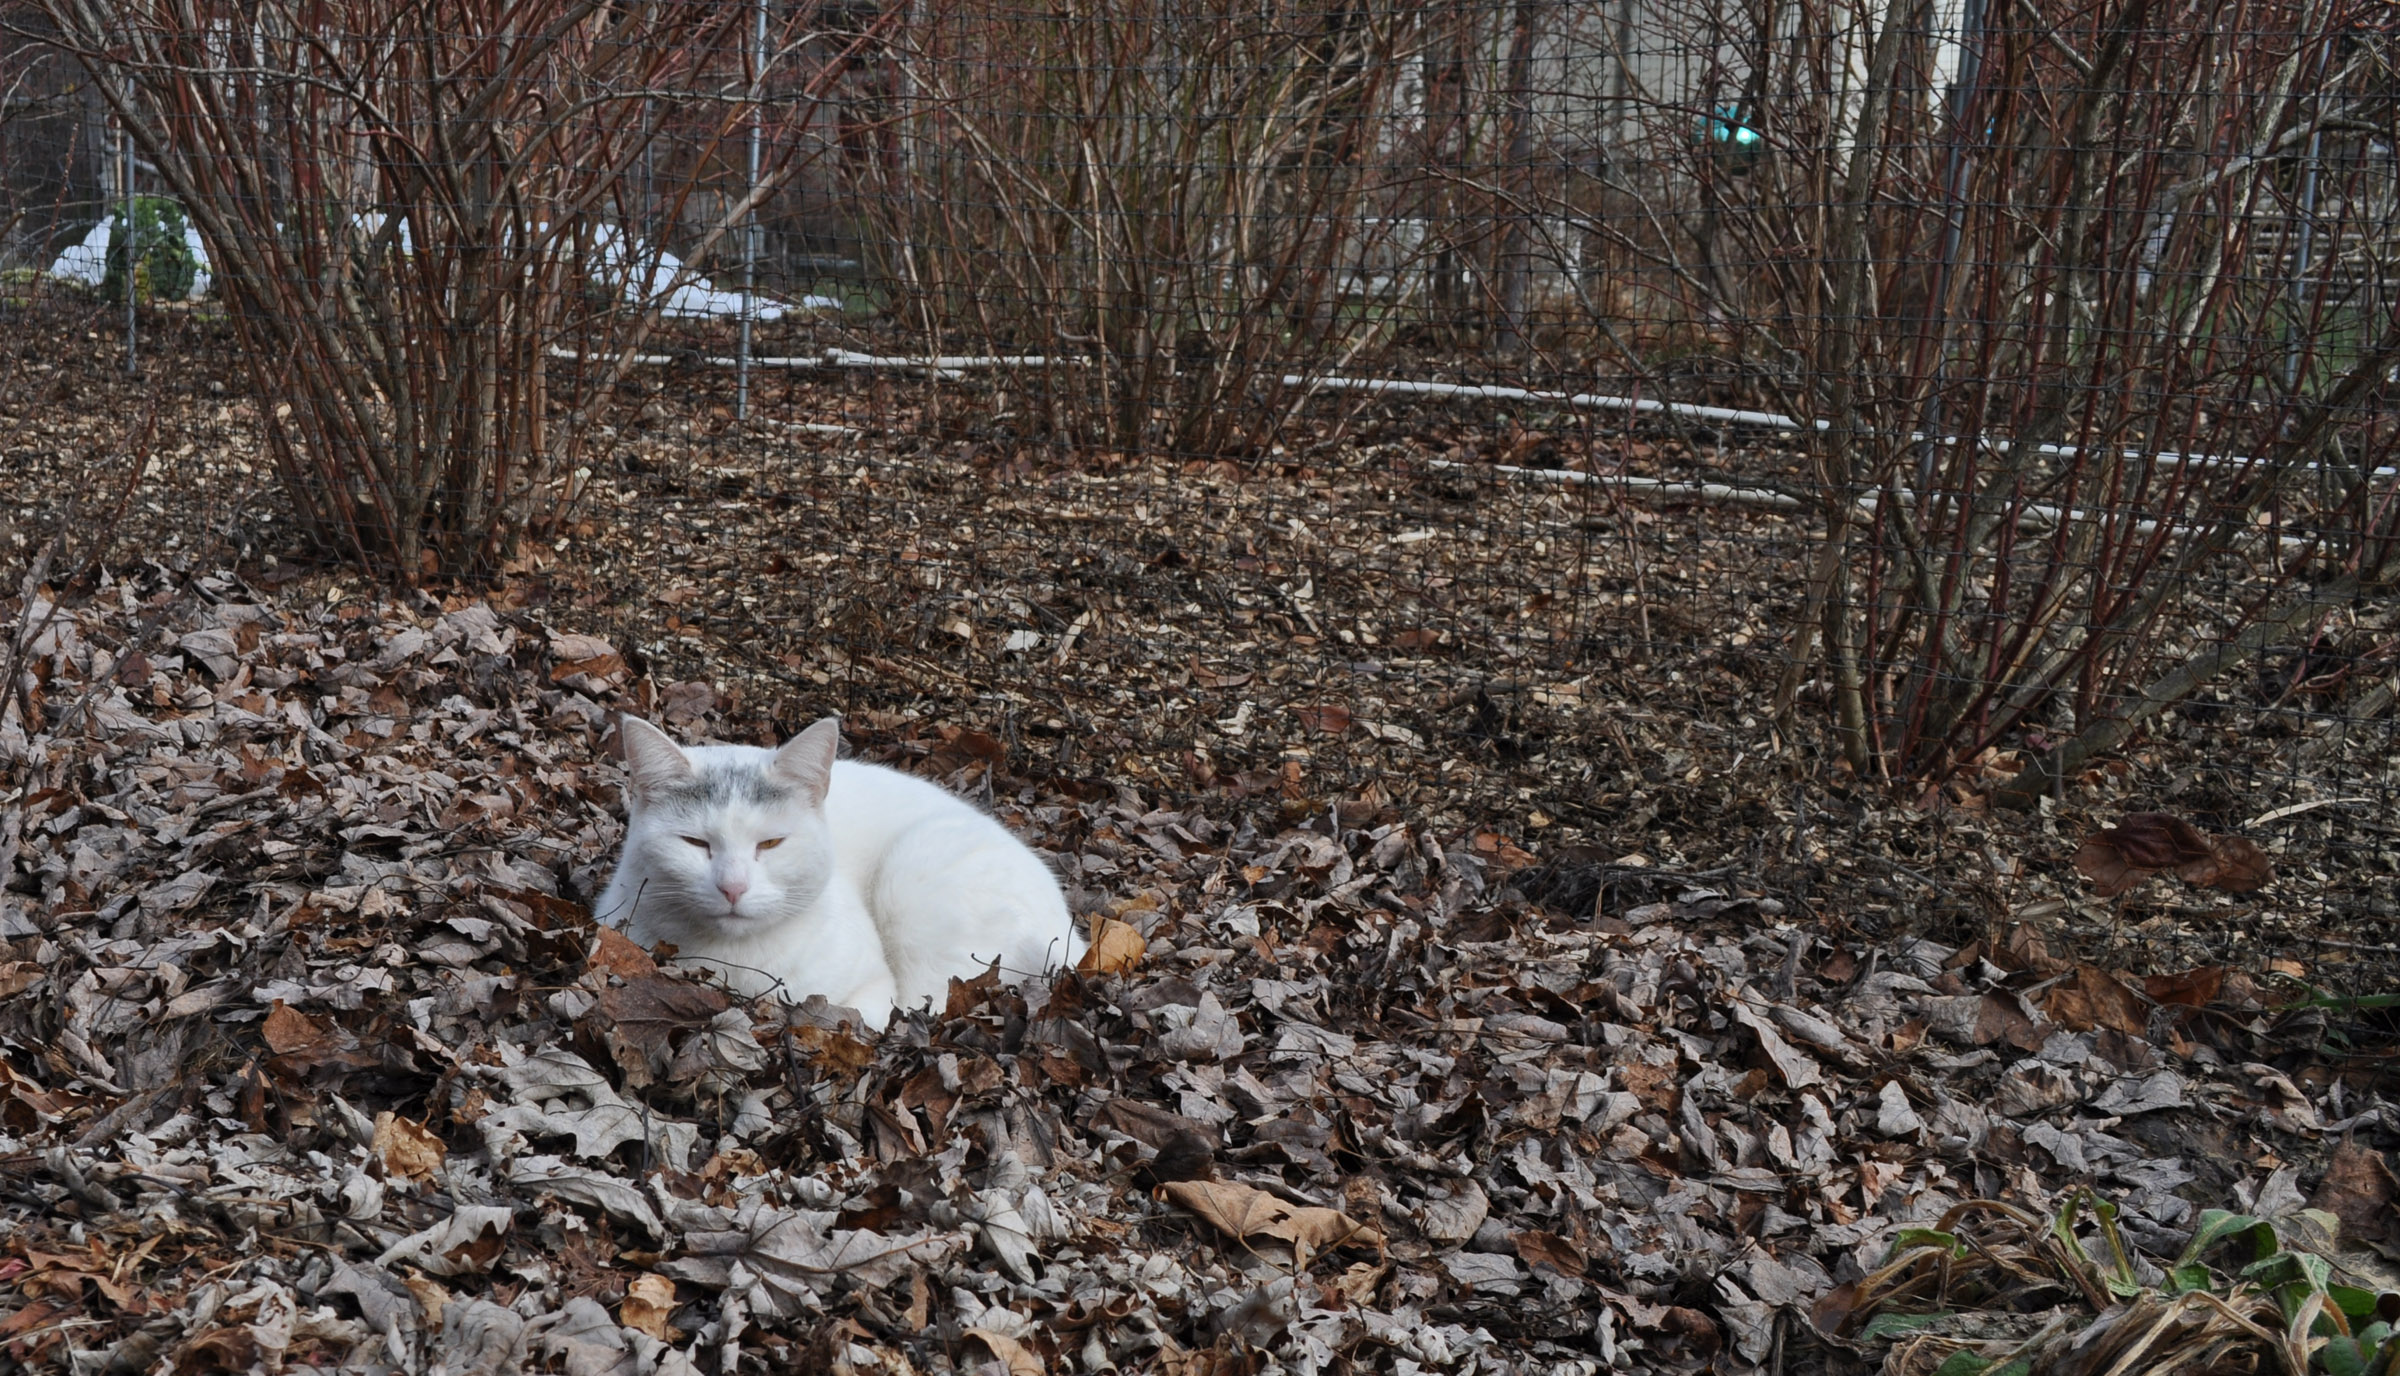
[603,713,840,937]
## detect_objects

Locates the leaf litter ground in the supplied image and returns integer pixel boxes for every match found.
[2,307,2398,1374]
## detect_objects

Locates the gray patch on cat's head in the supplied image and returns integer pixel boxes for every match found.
[648,755,796,812]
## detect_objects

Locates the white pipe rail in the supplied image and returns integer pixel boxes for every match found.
[559,345,2395,482]
[1448,457,2320,552]
[1285,373,2396,481]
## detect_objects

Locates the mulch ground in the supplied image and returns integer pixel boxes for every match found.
[0,297,2394,1374]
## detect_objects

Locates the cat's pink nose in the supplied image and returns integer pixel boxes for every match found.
[718,879,748,906]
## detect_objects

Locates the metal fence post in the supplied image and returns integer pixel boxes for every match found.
[738,0,766,422]
[122,107,136,375]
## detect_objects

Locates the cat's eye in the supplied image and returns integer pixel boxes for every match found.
[680,836,711,852]
[757,838,785,853]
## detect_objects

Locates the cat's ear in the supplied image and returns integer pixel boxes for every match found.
[771,716,840,809]
[616,714,695,804]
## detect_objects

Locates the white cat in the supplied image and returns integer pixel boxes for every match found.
[594,714,1084,1028]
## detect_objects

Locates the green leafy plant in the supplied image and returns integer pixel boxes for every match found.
[101,195,198,304]
[1816,1192,2400,1376]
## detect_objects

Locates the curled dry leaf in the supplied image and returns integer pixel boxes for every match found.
[260,1000,378,1078]
[2311,1141,2400,1248]
[1513,1230,1587,1279]
[402,1273,449,1329]
[1468,831,1537,872]
[552,637,629,690]
[1089,1097,1218,1151]
[175,1327,262,1373]
[1291,703,1353,734]
[2175,833,2274,892]
[1972,992,2046,1051]
[2143,967,2227,1008]
[2073,812,2274,897]
[1132,1130,1218,1188]
[788,1022,877,1075]
[963,1327,1046,1376]
[591,975,735,1088]
[2041,964,2152,1037]
[1160,1180,1382,1266]
[377,1205,513,1278]
[585,926,659,980]
[260,1001,328,1057]
[620,1274,679,1341]
[1078,916,1146,975]
[370,1111,445,1184]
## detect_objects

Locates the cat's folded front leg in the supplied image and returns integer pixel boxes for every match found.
[829,970,898,1031]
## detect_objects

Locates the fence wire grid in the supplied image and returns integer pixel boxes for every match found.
[3,0,2398,968]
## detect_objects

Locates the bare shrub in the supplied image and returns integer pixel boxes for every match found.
[1561,0,2400,791]
[856,0,1444,456]
[30,0,871,580]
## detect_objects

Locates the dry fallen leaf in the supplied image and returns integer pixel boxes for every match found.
[592,975,735,1087]
[1089,1097,1219,1151]
[1132,1131,1218,1188]
[963,1328,1045,1376]
[401,1272,449,1329]
[586,926,660,980]
[548,631,617,662]
[620,1273,680,1341]
[1972,993,2044,1051]
[2175,833,2273,892]
[174,1327,262,1373]
[554,651,629,690]
[371,1111,446,1183]
[260,1001,328,1057]
[789,1023,877,1075]
[1469,831,1537,872]
[2041,964,2152,1037]
[1291,703,1353,734]
[1160,1179,1381,1266]
[1078,916,1147,975]
[2074,812,2274,897]
[1325,1261,1390,1307]
[2143,967,2227,1008]
[260,1000,375,1078]
[1513,1229,1588,1279]
[2311,1141,2400,1247]
[379,1205,514,1277]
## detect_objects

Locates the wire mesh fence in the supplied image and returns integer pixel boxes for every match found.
[4,0,2398,957]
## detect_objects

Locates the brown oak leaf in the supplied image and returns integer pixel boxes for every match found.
[2073,813,2273,896]
[1161,1180,1382,1265]
[1292,704,1353,734]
